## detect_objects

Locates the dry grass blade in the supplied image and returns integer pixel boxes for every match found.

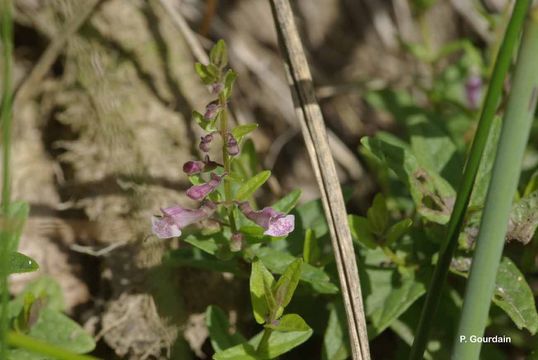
[269,1,370,359]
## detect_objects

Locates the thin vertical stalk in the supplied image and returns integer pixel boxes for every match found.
[409,1,530,358]
[453,9,538,359]
[0,0,13,357]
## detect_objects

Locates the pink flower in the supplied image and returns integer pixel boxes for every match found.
[199,133,214,152]
[186,173,223,200]
[226,132,239,156]
[151,202,216,239]
[183,160,205,175]
[465,75,482,110]
[239,202,295,237]
[204,102,221,120]
[183,156,222,175]
[210,83,224,95]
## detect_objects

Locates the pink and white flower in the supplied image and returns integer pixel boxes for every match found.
[239,202,295,237]
[151,202,216,239]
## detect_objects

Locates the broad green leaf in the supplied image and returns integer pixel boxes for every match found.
[493,257,538,334]
[322,303,349,360]
[348,215,377,249]
[193,110,217,132]
[361,248,426,338]
[470,116,502,207]
[195,63,218,84]
[27,308,95,353]
[236,170,271,201]
[10,277,65,314]
[210,40,228,69]
[250,260,275,324]
[232,124,258,143]
[9,252,39,274]
[273,259,303,312]
[302,229,320,265]
[267,314,310,332]
[361,134,455,224]
[183,234,220,255]
[215,325,313,360]
[254,247,338,294]
[206,305,245,353]
[223,69,237,99]
[385,219,413,246]
[232,139,259,180]
[366,193,389,235]
[506,190,538,245]
[272,189,302,214]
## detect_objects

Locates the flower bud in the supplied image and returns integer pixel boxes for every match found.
[204,102,221,120]
[230,233,244,252]
[465,74,482,110]
[183,160,205,175]
[210,82,224,95]
[186,173,223,200]
[199,133,214,153]
[226,133,240,156]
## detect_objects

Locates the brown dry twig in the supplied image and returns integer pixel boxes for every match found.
[269,1,371,359]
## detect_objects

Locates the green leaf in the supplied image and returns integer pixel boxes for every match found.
[506,190,538,245]
[250,260,275,324]
[367,193,389,235]
[10,277,65,314]
[193,110,217,132]
[223,69,237,99]
[215,325,313,360]
[195,63,218,84]
[210,40,228,69]
[9,252,39,274]
[272,189,302,214]
[183,234,220,255]
[493,257,538,334]
[385,219,413,246]
[302,229,319,265]
[165,248,239,274]
[236,170,271,201]
[322,302,349,360]
[232,124,258,143]
[361,248,426,338]
[206,305,245,353]
[232,139,259,180]
[254,247,338,294]
[361,134,455,224]
[267,314,310,332]
[273,259,303,313]
[348,215,377,249]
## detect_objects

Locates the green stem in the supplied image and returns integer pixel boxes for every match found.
[7,332,100,360]
[409,1,531,359]
[218,93,237,232]
[0,0,14,357]
[256,327,273,355]
[453,10,538,360]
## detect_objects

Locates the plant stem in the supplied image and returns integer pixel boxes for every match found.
[218,93,237,232]
[7,332,100,360]
[0,0,14,357]
[256,327,273,355]
[453,10,538,359]
[409,1,531,359]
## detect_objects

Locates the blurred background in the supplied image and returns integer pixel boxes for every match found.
[3,0,521,358]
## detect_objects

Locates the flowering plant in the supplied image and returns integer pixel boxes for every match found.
[151,40,312,359]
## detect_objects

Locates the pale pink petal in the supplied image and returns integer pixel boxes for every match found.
[264,214,295,237]
[151,216,181,239]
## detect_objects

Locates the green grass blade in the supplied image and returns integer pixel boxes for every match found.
[453,10,538,359]
[409,1,532,358]
[0,0,14,357]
